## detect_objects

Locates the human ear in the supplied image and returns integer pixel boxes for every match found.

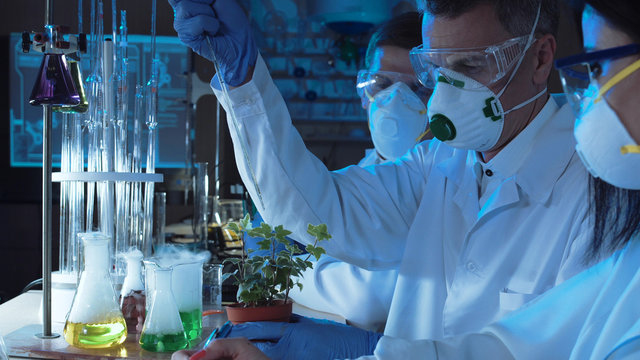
[532,34,557,85]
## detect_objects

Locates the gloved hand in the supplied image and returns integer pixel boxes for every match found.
[223,314,383,360]
[168,0,257,86]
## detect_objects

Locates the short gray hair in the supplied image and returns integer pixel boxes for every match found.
[417,0,559,38]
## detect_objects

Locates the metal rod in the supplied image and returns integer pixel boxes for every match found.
[38,104,59,339]
[38,0,60,340]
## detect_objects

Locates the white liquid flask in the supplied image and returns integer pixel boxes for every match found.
[139,263,188,352]
[63,232,127,348]
[119,250,146,334]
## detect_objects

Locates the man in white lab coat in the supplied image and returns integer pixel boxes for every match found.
[169,0,591,358]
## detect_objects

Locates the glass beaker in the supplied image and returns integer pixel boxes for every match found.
[63,232,127,349]
[172,260,205,344]
[119,250,145,334]
[140,264,188,352]
[202,263,223,313]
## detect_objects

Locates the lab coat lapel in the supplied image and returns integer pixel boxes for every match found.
[477,178,520,220]
[438,150,479,229]
[478,102,576,220]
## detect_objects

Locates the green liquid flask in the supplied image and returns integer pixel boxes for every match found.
[63,233,128,349]
[140,265,188,352]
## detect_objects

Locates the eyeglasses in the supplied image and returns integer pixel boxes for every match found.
[555,44,640,117]
[356,70,432,105]
[409,35,530,90]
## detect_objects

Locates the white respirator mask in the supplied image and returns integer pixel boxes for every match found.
[573,59,640,190]
[368,82,428,160]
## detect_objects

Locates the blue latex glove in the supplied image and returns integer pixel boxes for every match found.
[168,0,257,86]
[222,314,382,360]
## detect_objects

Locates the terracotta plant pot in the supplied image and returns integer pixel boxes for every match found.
[225,300,293,325]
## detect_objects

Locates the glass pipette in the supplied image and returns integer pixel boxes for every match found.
[204,36,264,209]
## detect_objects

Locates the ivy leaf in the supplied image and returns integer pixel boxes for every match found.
[285,243,302,256]
[307,223,332,241]
[226,222,242,234]
[306,244,326,261]
[239,213,252,231]
[274,225,292,242]
[256,239,272,251]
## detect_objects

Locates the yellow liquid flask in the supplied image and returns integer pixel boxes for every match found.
[140,264,188,352]
[63,232,127,348]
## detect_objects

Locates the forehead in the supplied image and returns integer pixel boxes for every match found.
[369,46,414,75]
[422,2,513,49]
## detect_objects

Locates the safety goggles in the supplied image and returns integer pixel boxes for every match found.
[356,70,432,105]
[409,35,530,90]
[555,43,640,117]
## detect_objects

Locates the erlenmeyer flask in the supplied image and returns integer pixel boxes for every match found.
[172,260,205,344]
[140,264,188,352]
[52,60,89,113]
[63,232,127,349]
[119,250,145,334]
[29,53,80,106]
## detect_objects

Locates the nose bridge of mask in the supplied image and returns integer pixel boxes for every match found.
[373,81,427,113]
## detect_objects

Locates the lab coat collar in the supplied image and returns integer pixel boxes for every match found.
[437,96,575,210]
[514,98,576,204]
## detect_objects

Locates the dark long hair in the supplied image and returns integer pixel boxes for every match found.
[576,0,640,261]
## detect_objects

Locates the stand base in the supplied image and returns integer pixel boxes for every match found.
[35,332,61,339]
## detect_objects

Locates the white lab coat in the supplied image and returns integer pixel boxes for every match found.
[212,55,591,341]
[288,149,396,333]
[362,238,640,359]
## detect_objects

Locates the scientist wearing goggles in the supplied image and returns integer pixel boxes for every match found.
[168,0,593,358]
[242,12,427,335]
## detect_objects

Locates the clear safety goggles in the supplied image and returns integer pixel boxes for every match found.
[356,70,432,105]
[555,43,640,153]
[409,35,530,90]
[555,44,640,115]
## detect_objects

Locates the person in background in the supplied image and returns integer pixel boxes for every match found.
[243,12,429,334]
[176,0,640,359]
[169,0,594,358]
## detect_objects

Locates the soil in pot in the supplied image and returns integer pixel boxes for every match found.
[225,300,293,325]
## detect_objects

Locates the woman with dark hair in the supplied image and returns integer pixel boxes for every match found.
[174,1,640,359]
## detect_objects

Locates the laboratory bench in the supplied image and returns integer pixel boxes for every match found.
[0,290,226,359]
[0,291,343,359]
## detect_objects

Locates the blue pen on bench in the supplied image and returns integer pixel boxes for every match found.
[203,321,232,348]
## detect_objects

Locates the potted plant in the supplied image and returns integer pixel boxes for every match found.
[222,214,331,324]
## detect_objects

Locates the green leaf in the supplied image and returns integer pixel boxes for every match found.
[256,239,272,251]
[307,223,332,241]
[296,282,303,291]
[306,244,327,261]
[240,213,252,231]
[285,243,302,255]
[274,225,292,241]
[226,222,242,234]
